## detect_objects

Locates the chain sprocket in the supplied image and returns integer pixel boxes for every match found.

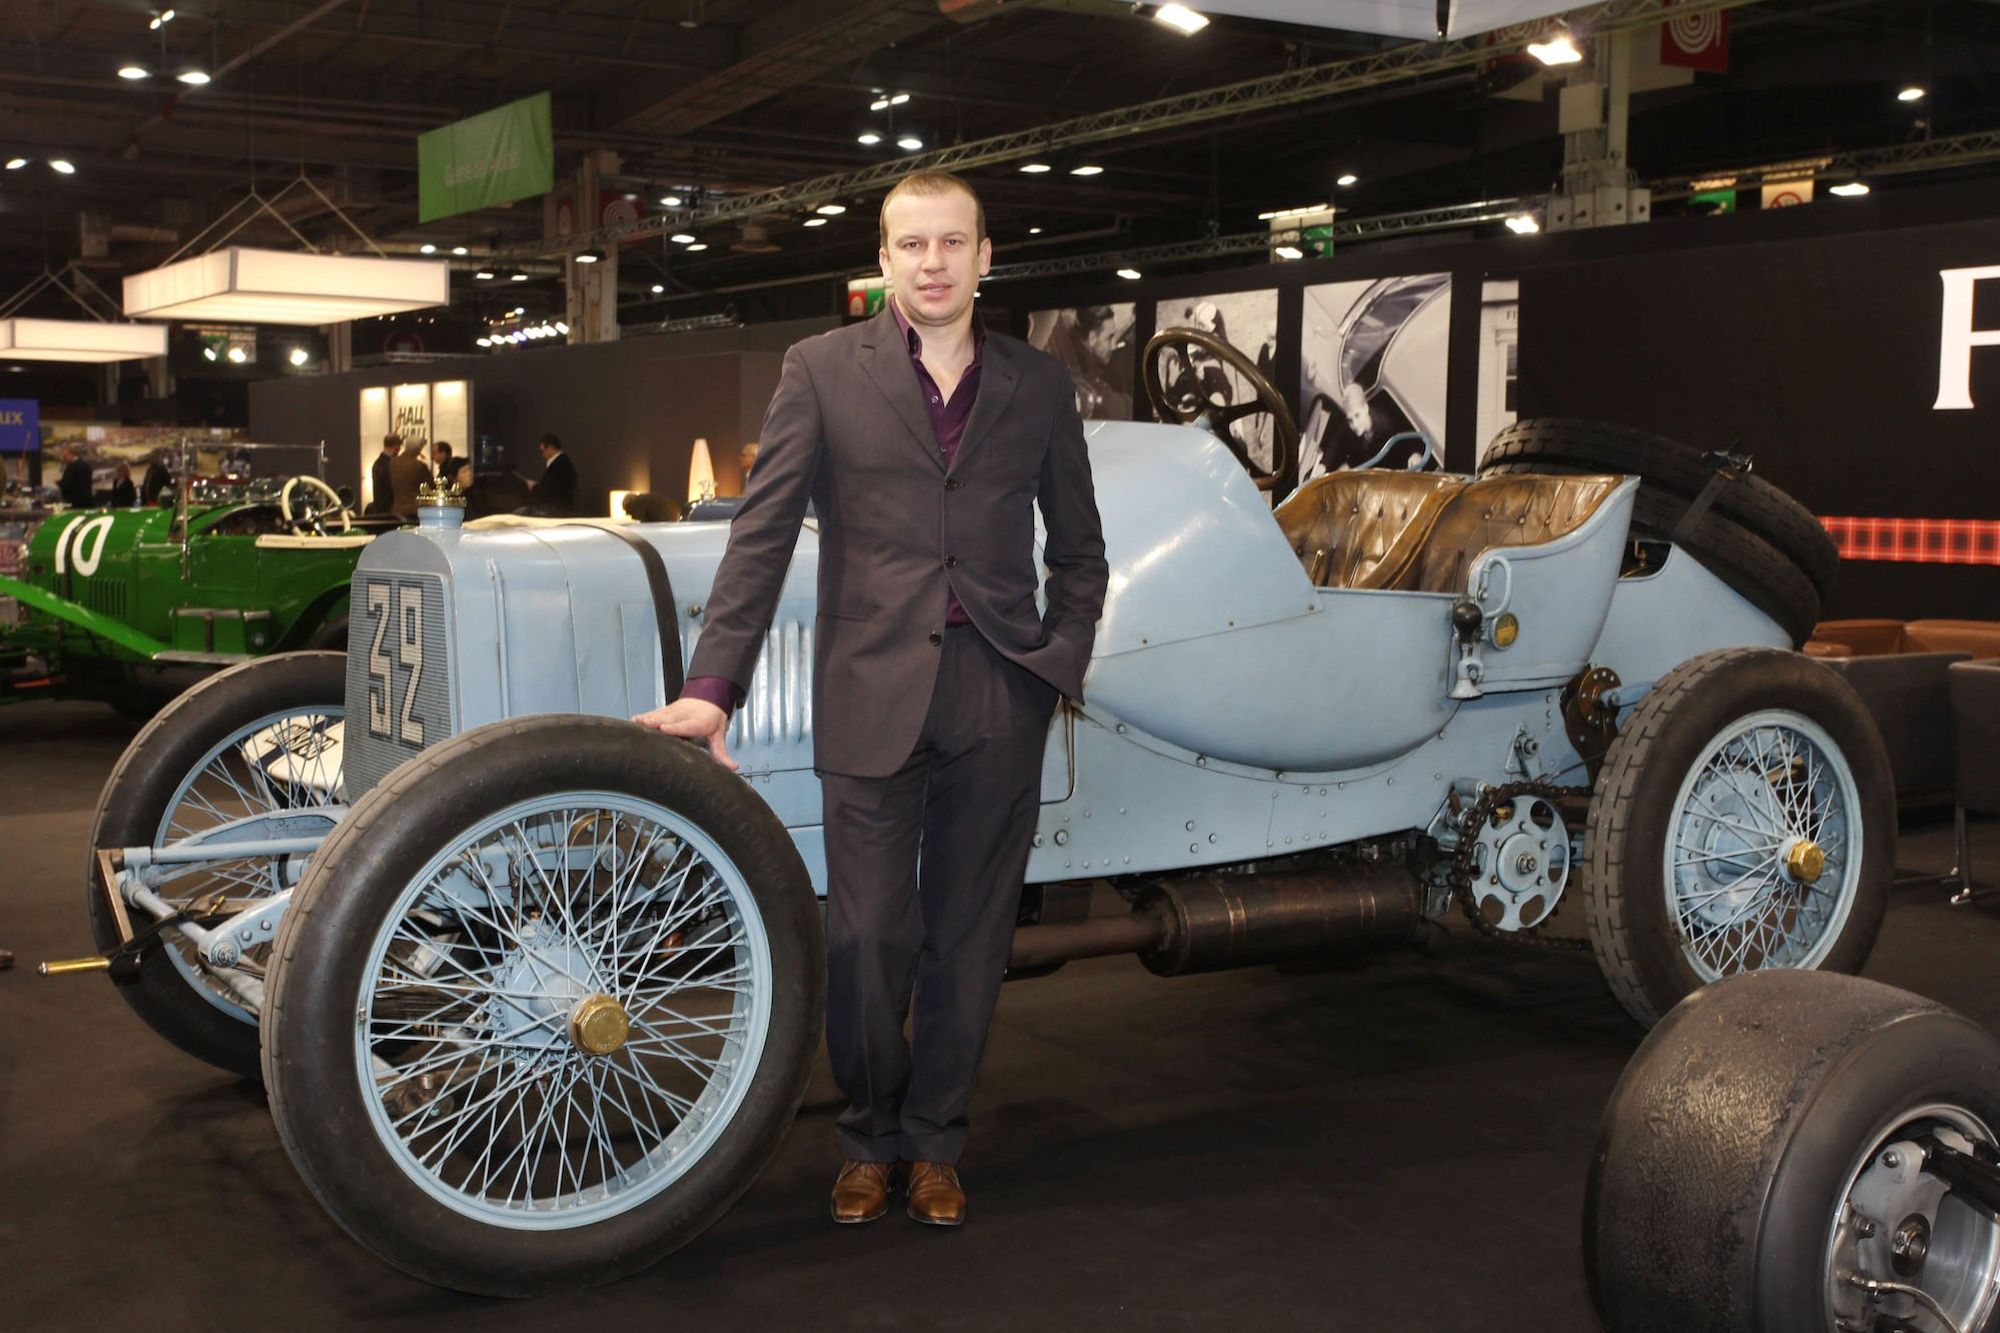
[1450,779,1592,952]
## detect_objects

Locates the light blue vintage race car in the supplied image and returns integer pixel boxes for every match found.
[54,413,1885,1296]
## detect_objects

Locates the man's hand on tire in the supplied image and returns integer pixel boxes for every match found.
[632,698,736,771]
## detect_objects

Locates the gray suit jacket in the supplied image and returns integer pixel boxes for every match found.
[686,309,1109,778]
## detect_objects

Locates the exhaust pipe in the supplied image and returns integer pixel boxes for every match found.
[1005,864,1423,978]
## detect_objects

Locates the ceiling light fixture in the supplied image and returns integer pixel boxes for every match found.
[118,65,150,80]
[1336,173,1358,186]
[226,346,248,363]
[870,97,890,111]
[0,318,169,363]
[49,159,76,175]
[1116,268,1142,280]
[123,248,452,325]
[451,245,467,256]
[1028,226,1042,235]
[685,242,709,252]
[897,136,923,151]
[1274,245,1304,260]
[475,270,495,280]
[1256,203,1330,220]
[671,233,697,244]
[1505,213,1540,234]
[555,321,569,334]
[202,345,217,361]
[1829,181,1871,197]
[1019,162,1052,174]
[419,243,437,254]
[857,133,882,146]
[510,271,529,281]
[149,8,175,29]
[476,336,492,347]
[661,194,684,207]
[288,347,309,366]
[4,159,26,170]
[177,69,210,85]
[890,93,910,106]
[1898,86,1925,102]
[650,283,664,293]
[1154,4,1210,35]
[575,248,604,264]
[1527,32,1583,65]
[1070,164,1104,176]
[815,203,846,215]
[803,217,827,227]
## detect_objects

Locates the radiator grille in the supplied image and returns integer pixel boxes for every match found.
[344,571,453,797]
[726,618,814,751]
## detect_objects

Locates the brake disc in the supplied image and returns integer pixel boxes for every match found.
[1464,792,1572,933]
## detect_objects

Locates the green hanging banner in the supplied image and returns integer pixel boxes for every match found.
[418,92,554,223]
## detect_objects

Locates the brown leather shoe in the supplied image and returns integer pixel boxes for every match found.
[830,1160,896,1225]
[905,1161,966,1227]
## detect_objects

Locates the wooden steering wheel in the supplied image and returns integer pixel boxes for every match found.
[1143,326,1300,495]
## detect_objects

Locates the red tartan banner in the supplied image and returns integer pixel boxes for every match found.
[1820,516,2000,566]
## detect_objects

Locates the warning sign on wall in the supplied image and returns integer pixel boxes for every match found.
[1761,179,1815,209]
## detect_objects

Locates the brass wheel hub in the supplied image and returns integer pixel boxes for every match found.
[1786,839,1827,885]
[568,994,631,1056]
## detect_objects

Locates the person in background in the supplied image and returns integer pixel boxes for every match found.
[367,434,403,515]
[387,437,433,521]
[58,444,93,508]
[529,432,577,515]
[109,463,136,508]
[738,440,760,486]
[429,439,456,488]
[142,450,174,506]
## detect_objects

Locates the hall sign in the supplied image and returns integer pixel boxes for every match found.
[418,92,554,223]
[0,398,37,452]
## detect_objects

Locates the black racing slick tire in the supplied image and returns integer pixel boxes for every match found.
[305,613,350,652]
[87,651,348,1078]
[1580,647,1894,1029]
[1479,417,1840,597]
[1587,970,2000,1333]
[261,715,824,1296]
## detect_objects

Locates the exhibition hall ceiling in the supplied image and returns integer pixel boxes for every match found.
[2,0,1997,315]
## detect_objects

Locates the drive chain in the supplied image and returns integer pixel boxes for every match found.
[1450,779,1593,952]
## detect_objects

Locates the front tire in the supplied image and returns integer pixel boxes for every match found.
[261,715,824,1296]
[87,651,347,1077]
[1581,647,1894,1027]
[1587,970,2000,1333]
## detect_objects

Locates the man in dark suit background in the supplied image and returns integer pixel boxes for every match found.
[636,171,1107,1231]
[529,431,577,514]
[57,445,94,508]
[366,434,402,515]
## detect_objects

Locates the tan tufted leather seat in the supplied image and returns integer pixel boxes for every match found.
[1271,471,1464,589]
[1397,474,1625,593]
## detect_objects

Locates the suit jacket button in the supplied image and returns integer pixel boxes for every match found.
[945,478,962,490]
[944,555,960,567]
[929,631,943,645]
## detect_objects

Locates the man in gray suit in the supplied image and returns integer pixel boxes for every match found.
[635,171,1107,1230]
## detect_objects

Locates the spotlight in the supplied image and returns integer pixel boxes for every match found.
[118,65,150,80]
[815,203,847,215]
[1028,226,1042,235]
[149,8,175,30]
[1505,213,1540,234]
[857,133,882,146]
[575,248,604,264]
[202,346,217,361]
[1829,181,1871,197]
[4,159,25,170]
[870,97,890,111]
[176,69,210,85]
[890,93,909,106]
[510,272,529,281]
[226,346,247,363]
[288,347,309,366]
[476,337,492,347]
[1527,32,1583,65]
[1898,86,1925,102]
[671,233,697,244]
[651,283,665,293]
[897,136,923,151]
[419,243,437,254]
[555,321,569,334]
[48,159,76,175]
[685,242,709,252]
[1019,162,1052,174]
[1274,245,1304,260]
[803,217,828,227]
[1069,164,1103,176]
[451,245,467,256]
[474,270,495,280]
[1154,4,1209,35]
[661,194,683,206]
[1116,268,1142,280]
[1336,173,1358,186]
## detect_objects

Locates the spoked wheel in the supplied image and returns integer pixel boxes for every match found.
[88,651,347,1077]
[263,715,823,1296]
[1582,647,1894,1028]
[1142,326,1300,494]
[1587,970,2000,1333]
[280,475,353,536]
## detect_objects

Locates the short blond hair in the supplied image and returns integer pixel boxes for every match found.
[878,171,986,249]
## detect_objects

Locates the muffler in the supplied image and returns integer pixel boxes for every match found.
[1005,864,1423,978]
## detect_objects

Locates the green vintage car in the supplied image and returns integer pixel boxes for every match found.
[0,442,389,713]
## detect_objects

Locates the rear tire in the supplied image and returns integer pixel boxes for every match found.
[87,651,347,1078]
[1587,970,2000,1333]
[1580,647,1893,1028]
[262,715,824,1295]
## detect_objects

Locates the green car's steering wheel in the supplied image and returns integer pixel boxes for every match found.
[280,475,354,537]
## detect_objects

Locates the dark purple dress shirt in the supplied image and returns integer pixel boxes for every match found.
[681,300,984,715]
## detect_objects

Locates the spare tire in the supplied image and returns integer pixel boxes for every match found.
[1480,418,1840,598]
[1483,459,1821,646]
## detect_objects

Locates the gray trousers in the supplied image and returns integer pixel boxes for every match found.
[820,623,1057,1165]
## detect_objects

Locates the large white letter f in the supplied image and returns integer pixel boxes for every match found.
[1935,264,2000,410]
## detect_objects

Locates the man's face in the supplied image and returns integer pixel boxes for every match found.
[878,188,990,332]
[1083,318,1119,363]
[538,442,555,461]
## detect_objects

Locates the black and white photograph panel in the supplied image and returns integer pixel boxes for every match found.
[1027,303,1137,421]
[1148,289,1284,489]
[1474,278,1520,463]
[1298,274,1452,482]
